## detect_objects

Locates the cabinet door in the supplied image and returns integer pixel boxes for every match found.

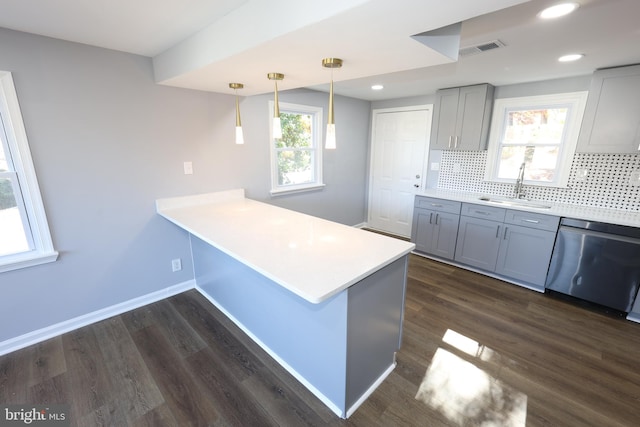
[430,87,459,149]
[455,84,492,150]
[577,65,640,153]
[454,216,501,271]
[411,208,435,254]
[430,211,460,260]
[495,224,556,286]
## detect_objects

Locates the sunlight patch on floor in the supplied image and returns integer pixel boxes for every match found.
[415,329,527,426]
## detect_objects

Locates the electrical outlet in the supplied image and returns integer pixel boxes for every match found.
[630,170,640,186]
[171,258,182,272]
[575,168,589,181]
[452,163,461,174]
[431,162,440,171]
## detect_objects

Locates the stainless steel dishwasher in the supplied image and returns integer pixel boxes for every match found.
[545,218,640,313]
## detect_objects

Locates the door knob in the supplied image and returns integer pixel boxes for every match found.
[414,184,420,188]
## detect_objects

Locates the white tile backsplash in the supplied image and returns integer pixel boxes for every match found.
[437,151,640,211]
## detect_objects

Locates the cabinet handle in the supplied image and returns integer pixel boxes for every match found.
[522,219,540,224]
[454,136,459,149]
[448,136,452,149]
[435,213,439,225]
[429,212,433,224]
[503,226,509,240]
[431,203,443,208]
[475,210,490,215]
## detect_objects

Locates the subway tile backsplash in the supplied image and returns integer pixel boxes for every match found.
[437,151,640,211]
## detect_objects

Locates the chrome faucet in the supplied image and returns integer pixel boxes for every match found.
[514,162,526,199]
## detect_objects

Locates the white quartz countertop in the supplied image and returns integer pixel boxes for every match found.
[156,189,415,304]
[419,189,640,228]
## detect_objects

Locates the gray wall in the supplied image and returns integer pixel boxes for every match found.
[0,28,370,343]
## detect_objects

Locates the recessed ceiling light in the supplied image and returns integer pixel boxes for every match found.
[371,84,384,90]
[558,53,584,62]
[538,2,579,19]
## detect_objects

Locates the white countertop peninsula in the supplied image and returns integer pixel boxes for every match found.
[419,188,640,228]
[156,189,414,418]
[156,189,415,303]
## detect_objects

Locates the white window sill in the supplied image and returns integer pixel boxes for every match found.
[0,250,59,274]
[270,183,326,197]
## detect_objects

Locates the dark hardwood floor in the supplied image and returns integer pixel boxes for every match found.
[2,254,640,426]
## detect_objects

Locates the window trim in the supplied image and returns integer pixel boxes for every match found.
[269,101,325,196]
[0,71,57,273]
[484,91,588,188]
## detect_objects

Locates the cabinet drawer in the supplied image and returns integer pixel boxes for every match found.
[504,210,560,232]
[415,196,461,214]
[461,203,505,222]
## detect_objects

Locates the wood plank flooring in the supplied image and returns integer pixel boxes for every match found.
[2,254,640,426]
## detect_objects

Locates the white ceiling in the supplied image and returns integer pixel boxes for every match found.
[0,0,638,100]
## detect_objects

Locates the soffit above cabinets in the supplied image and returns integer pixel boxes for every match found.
[151,0,527,97]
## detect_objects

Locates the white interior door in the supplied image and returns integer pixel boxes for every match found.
[368,107,431,237]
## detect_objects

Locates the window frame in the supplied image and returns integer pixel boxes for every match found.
[484,91,588,188]
[0,71,57,273]
[269,101,325,196]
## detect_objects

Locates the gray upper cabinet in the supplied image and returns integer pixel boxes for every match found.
[431,84,495,151]
[577,64,640,153]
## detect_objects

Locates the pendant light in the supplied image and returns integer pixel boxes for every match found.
[229,83,244,145]
[267,73,284,139]
[322,58,342,149]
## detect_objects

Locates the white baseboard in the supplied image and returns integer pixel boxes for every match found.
[345,362,396,418]
[0,279,196,356]
[627,312,640,323]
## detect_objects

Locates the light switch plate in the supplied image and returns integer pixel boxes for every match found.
[431,162,440,171]
[183,161,193,175]
[630,170,640,186]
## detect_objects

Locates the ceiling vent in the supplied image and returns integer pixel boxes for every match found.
[459,40,505,57]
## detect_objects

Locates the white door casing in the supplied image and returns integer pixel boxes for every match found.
[368,106,432,237]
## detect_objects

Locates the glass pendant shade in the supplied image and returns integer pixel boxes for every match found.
[235,125,244,145]
[325,123,336,150]
[273,117,282,139]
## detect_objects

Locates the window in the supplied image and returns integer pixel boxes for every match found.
[0,71,57,273]
[485,92,587,188]
[270,102,324,195]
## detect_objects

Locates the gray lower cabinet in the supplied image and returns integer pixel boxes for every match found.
[454,215,502,270]
[411,197,461,260]
[494,223,557,286]
[454,203,560,288]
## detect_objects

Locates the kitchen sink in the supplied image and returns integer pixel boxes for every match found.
[478,196,552,210]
